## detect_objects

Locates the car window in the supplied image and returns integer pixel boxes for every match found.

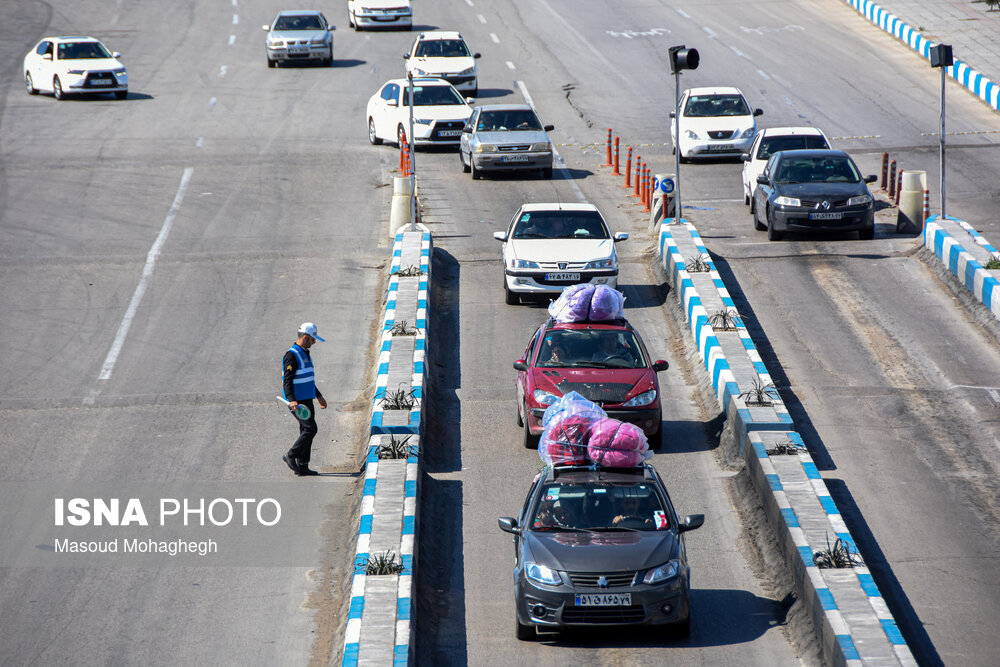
[776,156,860,184]
[403,85,466,107]
[512,211,609,240]
[58,42,111,60]
[537,330,646,369]
[478,110,542,132]
[531,482,668,531]
[275,14,323,30]
[381,84,399,103]
[684,94,750,117]
[756,134,829,160]
[37,41,53,57]
[415,39,470,58]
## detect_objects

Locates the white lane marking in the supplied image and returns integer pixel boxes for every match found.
[233,14,239,25]
[477,14,486,23]
[232,0,237,5]
[196,137,204,147]
[210,97,217,109]
[756,69,771,80]
[989,389,1000,404]
[517,80,586,203]
[506,61,516,70]
[229,34,236,46]
[772,73,791,87]
[702,26,717,39]
[464,0,473,5]
[730,46,748,59]
[677,9,691,19]
[98,168,194,381]
[490,33,499,44]
[219,65,227,77]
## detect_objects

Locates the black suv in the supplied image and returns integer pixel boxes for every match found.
[498,464,704,640]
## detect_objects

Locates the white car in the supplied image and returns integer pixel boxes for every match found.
[741,127,830,208]
[348,0,412,30]
[367,78,473,147]
[493,203,628,305]
[404,31,480,95]
[669,86,762,162]
[263,10,335,68]
[23,36,128,100]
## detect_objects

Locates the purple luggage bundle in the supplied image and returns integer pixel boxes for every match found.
[587,418,649,468]
[548,284,625,323]
[538,391,650,467]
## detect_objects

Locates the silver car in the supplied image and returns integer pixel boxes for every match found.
[263,11,335,67]
[460,104,554,179]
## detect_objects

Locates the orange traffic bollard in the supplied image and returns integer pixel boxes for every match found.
[895,170,904,206]
[888,160,897,199]
[922,189,930,222]
[643,164,651,212]
[632,156,641,197]
[624,147,633,188]
[880,152,889,190]
[612,136,621,175]
[604,128,612,167]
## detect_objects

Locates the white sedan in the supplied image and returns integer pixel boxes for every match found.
[741,126,830,208]
[367,78,472,147]
[493,203,628,305]
[23,36,128,100]
[404,31,480,95]
[669,86,762,161]
[348,0,412,31]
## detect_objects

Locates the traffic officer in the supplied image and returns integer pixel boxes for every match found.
[281,322,327,476]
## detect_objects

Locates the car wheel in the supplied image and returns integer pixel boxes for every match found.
[858,226,875,241]
[368,118,382,146]
[678,146,688,164]
[460,150,470,173]
[523,411,540,449]
[753,200,765,231]
[53,76,63,100]
[541,167,553,179]
[744,188,750,206]
[516,400,524,427]
[268,56,276,68]
[325,48,334,66]
[114,90,128,100]
[504,278,519,305]
[516,617,536,641]
[25,72,37,95]
[471,159,482,180]
[766,209,783,242]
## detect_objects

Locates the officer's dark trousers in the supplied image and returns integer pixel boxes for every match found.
[287,399,317,465]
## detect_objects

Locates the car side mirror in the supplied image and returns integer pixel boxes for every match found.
[498,517,521,534]
[113,52,122,59]
[474,53,482,58]
[756,174,768,185]
[543,124,554,132]
[493,231,508,242]
[753,108,763,116]
[330,26,336,31]
[678,514,704,533]
[403,54,410,59]
[653,360,669,372]
[387,99,398,107]
[740,153,750,162]
[466,97,475,104]
[669,111,676,118]
[43,53,53,60]
[262,24,271,31]
[513,360,528,371]
[864,175,878,183]
[613,232,628,242]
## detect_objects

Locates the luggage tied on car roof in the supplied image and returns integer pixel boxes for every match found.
[538,391,651,466]
[547,284,625,323]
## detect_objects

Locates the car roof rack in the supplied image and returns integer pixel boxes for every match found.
[549,462,651,480]
[544,316,633,329]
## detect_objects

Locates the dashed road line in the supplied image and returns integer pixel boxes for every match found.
[477,14,486,23]
[506,61,516,70]
[490,33,499,44]
[229,35,236,45]
[219,65,227,77]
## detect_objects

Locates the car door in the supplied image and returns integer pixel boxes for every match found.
[516,326,542,408]
[32,41,55,91]
[375,83,400,138]
[754,156,778,216]
[743,131,763,196]
[500,206,523,268]
[671,89,690,144]
[461,108,479,158]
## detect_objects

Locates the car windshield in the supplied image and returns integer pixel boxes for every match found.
[774,156,861,184]
[756,135,829,160]
[537,329,646,369]
[402,85,466,106]
[58,42,112,60]
[512,210,609,240]
[478,110,542,132]
[415,39,470,57]
[684,94,750,117]
[274,14,323,30]
[531,482,668,532]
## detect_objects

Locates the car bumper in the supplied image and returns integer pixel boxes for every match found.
[473,152,552,172]
[504,269,617,297]
[64,73,128,93]
[355,13,412,28]
[770,206,874,233]
[682,136,754,159]
[528,406,659,436]
[515,573,690,629]
[267,45,331,61]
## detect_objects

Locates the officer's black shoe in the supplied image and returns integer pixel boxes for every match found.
[295,459,319,476]
[282,453,299,473]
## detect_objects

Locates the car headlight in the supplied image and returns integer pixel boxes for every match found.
[623,389,657,407]
[740,128,755,139]
[846,193,873,206]
[584,258,615,270]
[67,69,85,75]
[513,259,539,269]
[458,66,475,76]
[413,118,433,126]
[774,196,801,207]
[525,562,562,586]
[268,39,284,47]
[530,142,551,152]
[476,144,498,153]
[643,560,680,584]
[685,130,699,140]
[113,68,127,79]
[533,390,559,405]
[310,37,328,46]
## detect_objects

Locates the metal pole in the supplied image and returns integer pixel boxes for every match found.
[672,69,681,223]
[408,73,417,231]
[940,65,946,220]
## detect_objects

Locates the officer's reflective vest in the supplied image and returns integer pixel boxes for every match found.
[284,344,316,400]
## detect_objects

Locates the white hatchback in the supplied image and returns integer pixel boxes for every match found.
[669,86,762,161]
[348,0,412,30]
[366,77,472,147]
[493,203,628,305]
[741,127,830,208]
[23,36,128,100]
[404,31,480,95]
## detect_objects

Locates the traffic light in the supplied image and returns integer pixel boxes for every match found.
[669,45,699,74]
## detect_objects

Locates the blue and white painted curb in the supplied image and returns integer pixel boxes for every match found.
[923,215,1000,321]
[842,0,1000,113]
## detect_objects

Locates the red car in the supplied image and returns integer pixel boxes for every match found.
[514,317,669,449]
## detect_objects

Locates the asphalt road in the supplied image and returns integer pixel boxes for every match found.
[3,0,999,665]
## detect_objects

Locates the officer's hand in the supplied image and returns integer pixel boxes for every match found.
[289,401,298,410]
[318,396,328,409]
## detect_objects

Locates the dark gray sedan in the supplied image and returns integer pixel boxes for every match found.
[498,464,703,640]
[459,104,554,179]
[752,149,877,241]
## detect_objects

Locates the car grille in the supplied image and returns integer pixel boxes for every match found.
[84,71,116,88]
[430,120,465,141]
[556,381,633,404]
[567,571,637,587]
[498,144,532,152]
[562,605,646,624]
[708,130,736,139]
[444,75,476,85]
[799,198,851,208]
[537,261,587,270]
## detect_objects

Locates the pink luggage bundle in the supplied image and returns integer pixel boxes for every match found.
[548,284,625,323]
[538,391,650,467]
[587,418,649,468]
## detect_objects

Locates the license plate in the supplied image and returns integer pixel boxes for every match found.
[809,212,843,220]
[289,47,309,54]
[546,272,580,281]
[708,143,734,151]
[575,593,632,606]
[91,78,112,85]
[501,156,530,162]
[439,130,462,137]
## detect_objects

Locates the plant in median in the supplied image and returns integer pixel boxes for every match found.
[685,254,712,272]
[709,307,740,331]
[813,535,863,568]
[378,434,416,459]
[390,319,418,336]
[393,264,424,277]
[739,376,778,406]
[380,384,417,410]
[985,0,1000,12]
[365,550,404,575]
[766,440,807,455]
[985,255,1000,270]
